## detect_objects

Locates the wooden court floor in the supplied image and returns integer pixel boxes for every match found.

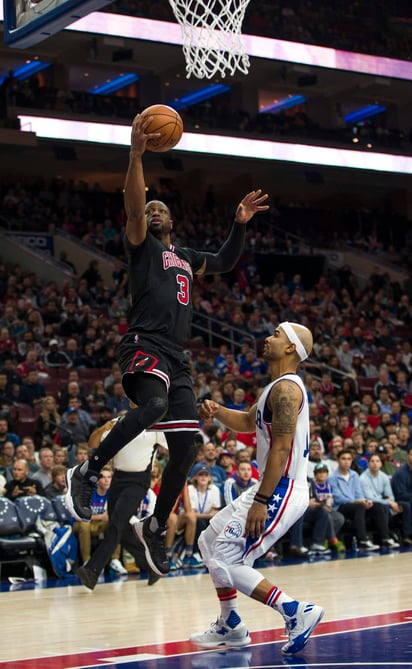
[1,549,411,669]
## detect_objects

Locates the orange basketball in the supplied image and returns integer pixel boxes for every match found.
[140,104,183,152]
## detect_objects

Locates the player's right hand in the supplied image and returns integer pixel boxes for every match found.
[130,114,160,155]
[198,400,221,419]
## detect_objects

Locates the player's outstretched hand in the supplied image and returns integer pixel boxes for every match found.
[130,114,161,156]
[198,399,221,420]
[235,189,269,225]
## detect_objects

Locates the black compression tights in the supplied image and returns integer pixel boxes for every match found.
[153,431,198,527]
[89,375,168,470]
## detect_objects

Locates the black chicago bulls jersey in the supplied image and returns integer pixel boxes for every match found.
[124,233,205,346]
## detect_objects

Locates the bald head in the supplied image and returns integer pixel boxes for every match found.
[279,322,313,361]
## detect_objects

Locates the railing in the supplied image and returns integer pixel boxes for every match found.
[191,310,257,355]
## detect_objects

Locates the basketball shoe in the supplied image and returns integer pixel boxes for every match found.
[281,601,324,654]
[130,516,170,575]
[65,464,99,522]
[190,611,251,649]
[76,565,100,591]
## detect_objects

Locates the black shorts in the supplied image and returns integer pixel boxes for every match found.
[117,333,198,433]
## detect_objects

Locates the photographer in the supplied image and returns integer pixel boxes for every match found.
[4,458,45,499]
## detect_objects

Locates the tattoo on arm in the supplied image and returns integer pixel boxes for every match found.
[270,382,300,435]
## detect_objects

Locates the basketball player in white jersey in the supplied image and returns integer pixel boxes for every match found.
[190,322,324,655]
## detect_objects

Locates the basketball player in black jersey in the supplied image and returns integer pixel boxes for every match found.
[65,112,269,575]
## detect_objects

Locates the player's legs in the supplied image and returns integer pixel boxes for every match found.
[65,375,167,522]
[191,484,323,654]
[132,375,198,575]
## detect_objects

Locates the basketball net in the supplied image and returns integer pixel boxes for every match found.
[168,0,251,79]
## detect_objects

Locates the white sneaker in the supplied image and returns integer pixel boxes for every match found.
[110,559,128,575]
[282,601,324,655]
[190,616,251,648]
[358,539,380,551]
[382,538,400,549]
[309,543,331,555]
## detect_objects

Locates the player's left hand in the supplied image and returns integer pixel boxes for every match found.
[245,501,267,538]
[235,190,269,225]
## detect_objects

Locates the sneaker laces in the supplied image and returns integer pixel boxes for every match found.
[80,476,96,507]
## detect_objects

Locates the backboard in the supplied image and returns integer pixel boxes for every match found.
[3,0,111,48]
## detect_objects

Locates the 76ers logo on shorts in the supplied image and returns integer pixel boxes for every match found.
[224,520,242,539]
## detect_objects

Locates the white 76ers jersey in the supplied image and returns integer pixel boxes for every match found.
[255,373,309,485]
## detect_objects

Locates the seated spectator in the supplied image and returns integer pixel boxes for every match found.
[59,407,91,450]
[390,445,412,545]
[106,381,129,414]
[59,379,90,413]
[6,443,40,479]
[367,401,382,431]
[360,454,400,548]
[307,439,324,479]
[165,483,201,568]
[44,464,68,499]
[73,466,112,564]
[217,449,235,478]
[188,463,221,551]
[398,426,412,452]
[150,459,162,496]
[74,444,89,465]
[328,449,389,550]
[63,397,95,430]
[310,462,345,552]
[88,380,109,408]
[0,440,15,472]
[223,460,257,505]
[234,448,259,480]
[34,395,61,449]
[44,339,73,368]
[191,442,227,492]
[53,447,67,465]
[18,369,46,408]
[31,447,54,487]
[324,435,344,474]
[4,458,45,499]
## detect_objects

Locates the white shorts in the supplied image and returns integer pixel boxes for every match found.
[209,476,308,567]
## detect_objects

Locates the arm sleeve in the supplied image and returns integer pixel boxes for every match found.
[201,221,246,275]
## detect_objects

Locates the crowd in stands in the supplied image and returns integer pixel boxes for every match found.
[1,70,410,158]
[0,191,411,576]
[107,0,412,61]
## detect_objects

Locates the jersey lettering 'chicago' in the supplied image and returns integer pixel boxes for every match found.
[125,234,205,346]
[255,373,309,485]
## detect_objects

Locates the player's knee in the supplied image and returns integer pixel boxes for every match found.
[138,395,168,426]
[208,556,234,589]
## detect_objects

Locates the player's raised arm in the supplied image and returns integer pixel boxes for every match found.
[196,190,269,276]
[124,114,160,246]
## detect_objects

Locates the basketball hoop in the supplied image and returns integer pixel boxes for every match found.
[168,0,251,79]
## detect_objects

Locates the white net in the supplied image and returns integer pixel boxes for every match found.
[168,0,251,79]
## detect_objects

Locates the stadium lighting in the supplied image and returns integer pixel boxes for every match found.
[89,73,139,95]
[259,95,307,114]
[344,104,387,124]
[169,84,231,110]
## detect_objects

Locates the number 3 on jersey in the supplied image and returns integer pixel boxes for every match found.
[176,274,189,305]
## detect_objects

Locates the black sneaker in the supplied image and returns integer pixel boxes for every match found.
[76,565,99,591]
[147,570,161,586]
[65,465,98,522]
[131,516,170,576]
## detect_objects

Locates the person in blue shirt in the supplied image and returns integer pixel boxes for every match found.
[328,449,383,551]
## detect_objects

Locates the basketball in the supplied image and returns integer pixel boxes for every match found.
[140,104,183,152]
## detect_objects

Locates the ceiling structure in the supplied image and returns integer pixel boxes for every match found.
[0,5,411,210]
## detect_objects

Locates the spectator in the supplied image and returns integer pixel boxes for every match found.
[0,418,20,450]
[44,339,73,368]
[165,483,201,568]
[217,449,235,478]
[390,445,412,545]
[328,449,386,550]
[0,440,15,472]
[310,462,345,552]
[360,454,401,548]
[223,461,257,505]
[59,407,90,449]
[34,395,61,449]
[73,465,112,564]
[106,381,130,414]
[188,463,221,551]
[4,458,45,499]
[193,442,227,492]
[31,447,54,487]
[18,369,46,408]
[44,464,68,499]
